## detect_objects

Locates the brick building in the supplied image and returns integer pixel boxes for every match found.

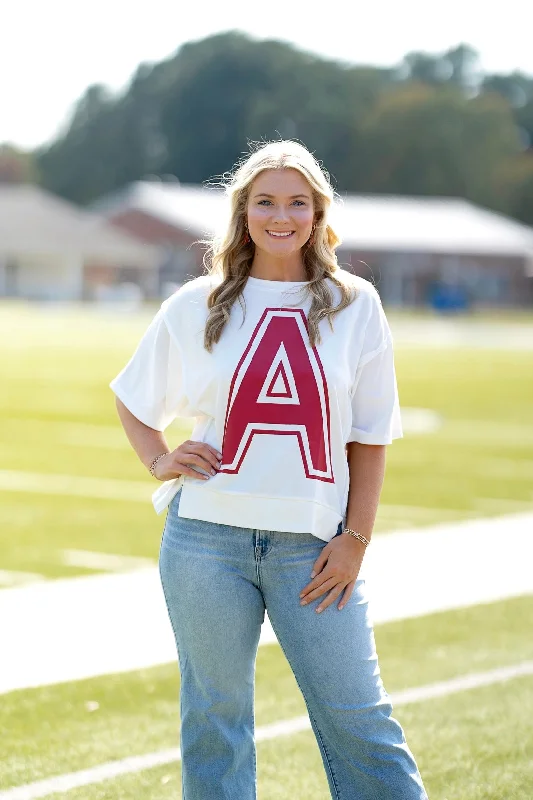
[96,180,533,308]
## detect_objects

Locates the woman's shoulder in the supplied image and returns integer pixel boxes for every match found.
[327,269,381,307]
[161,273,221,316]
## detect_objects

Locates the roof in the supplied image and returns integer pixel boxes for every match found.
[93,181,229,239]
[95,180,533,262]
[331,195,533,258]
[0,185,160,267]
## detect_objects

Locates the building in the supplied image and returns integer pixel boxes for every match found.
[97,179,533,308]
[330,195,533,307]
[93,181,223,292]
[0,185,161,301]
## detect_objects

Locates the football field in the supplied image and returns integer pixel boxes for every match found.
[1,302,533,799]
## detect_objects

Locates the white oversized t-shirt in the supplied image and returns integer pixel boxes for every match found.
[110,271,402,545]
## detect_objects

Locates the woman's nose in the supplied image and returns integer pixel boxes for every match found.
[272,206,291,222]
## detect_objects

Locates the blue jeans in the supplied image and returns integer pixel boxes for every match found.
[159,488,428,800]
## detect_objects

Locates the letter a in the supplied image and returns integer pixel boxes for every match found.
[220,308,333,482]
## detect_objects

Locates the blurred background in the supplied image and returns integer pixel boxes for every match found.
[1,4,533,799]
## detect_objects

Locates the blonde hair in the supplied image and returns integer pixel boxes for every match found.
[203,140,357,351]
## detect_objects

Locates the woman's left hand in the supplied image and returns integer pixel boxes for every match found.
[299,534,366,613]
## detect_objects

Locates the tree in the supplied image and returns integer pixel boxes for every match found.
[32,31,533,227]
[158,32,277,183]
[482,72,533,151]
[37,85,116,203]
[357,84,520,206]
[399,44,480,93]
[495,154,533,225]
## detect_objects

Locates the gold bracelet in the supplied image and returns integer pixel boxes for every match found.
[343,528,371,547]
[149,452,169,477]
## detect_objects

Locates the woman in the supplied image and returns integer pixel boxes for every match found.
[111,140,428,799]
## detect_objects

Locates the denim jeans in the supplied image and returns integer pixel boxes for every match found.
[159,487,428,800]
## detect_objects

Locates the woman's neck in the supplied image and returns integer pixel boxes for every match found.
[248,251,307,282]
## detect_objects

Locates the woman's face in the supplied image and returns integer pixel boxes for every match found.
[246,168,315,257]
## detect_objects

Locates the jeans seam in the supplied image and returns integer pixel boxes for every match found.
[251,683,258,800]
[159,511,190,797]
[266,615,341,800]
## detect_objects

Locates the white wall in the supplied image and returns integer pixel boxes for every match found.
[9,253,84,300]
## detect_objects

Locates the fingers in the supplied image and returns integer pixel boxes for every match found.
[173,462,210,480]
[175,441,223,476]
[338,580,356,610]
[187,441,223,472]
[316,584,345,614]
[299,575,337,605]
[183,452,217,475]
[299,573,357,613]
[310,545,331,579]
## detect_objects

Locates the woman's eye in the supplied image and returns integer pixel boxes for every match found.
[257,199,305,207]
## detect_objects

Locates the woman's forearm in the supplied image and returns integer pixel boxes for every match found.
[115,397,170,471]
[345,442,387,541]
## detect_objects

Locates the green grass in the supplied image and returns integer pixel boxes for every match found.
[2,594,533,792]
[41,674,533,799]
[2,304,533,798]
[1,306,532,581]
[385,347,533,514]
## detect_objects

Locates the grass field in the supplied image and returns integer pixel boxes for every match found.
[1,303,532,582]
[3,596,533,798]
[1,302,533,799]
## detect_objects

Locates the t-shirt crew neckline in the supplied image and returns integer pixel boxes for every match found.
[245,275,310,291]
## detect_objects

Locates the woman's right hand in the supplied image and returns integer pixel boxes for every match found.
[153,440,223,482]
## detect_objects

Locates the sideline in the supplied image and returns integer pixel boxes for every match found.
[1,511,532,695]
[2,661,532,800]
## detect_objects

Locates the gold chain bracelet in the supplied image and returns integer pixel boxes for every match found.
[343,528,371,547]
[149,452,169,477]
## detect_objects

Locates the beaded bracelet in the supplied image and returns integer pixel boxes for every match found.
[149,452,169,477]
[343,528,371,547]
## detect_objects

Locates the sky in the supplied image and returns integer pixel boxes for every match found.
[3,0,533,151]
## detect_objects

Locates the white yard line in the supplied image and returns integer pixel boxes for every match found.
[441,419,533,447]
[0,467,459,523]
[478,458,533,480]
[0,571,45,588]
[1,408,439,452]
[1,468,530,531]
[1,419,192,450]
[2,661,532,800]
[0,511,532,696]
[389,318,533,350]
[0,471,151,503]
[61,550,154,573]
[474,497,533,514]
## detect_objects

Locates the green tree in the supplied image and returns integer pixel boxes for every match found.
[32,30,533,227]
[357,83,520,206]
[158,32,277,183]
[495,154,533,225]
[37,85,116,203]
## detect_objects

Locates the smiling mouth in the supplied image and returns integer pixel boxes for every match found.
[266,230,295,238]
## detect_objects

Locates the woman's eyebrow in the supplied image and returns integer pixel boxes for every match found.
[253,192,311,199]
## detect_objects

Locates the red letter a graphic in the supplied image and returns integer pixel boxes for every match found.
[220,308,333,482]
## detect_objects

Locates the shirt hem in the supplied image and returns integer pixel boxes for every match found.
[175,483,344,542]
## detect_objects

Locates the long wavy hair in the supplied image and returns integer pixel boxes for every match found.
[203,140,357,352]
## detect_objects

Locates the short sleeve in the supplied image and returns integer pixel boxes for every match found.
[347,290,403,445]
[109,307,186,431]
